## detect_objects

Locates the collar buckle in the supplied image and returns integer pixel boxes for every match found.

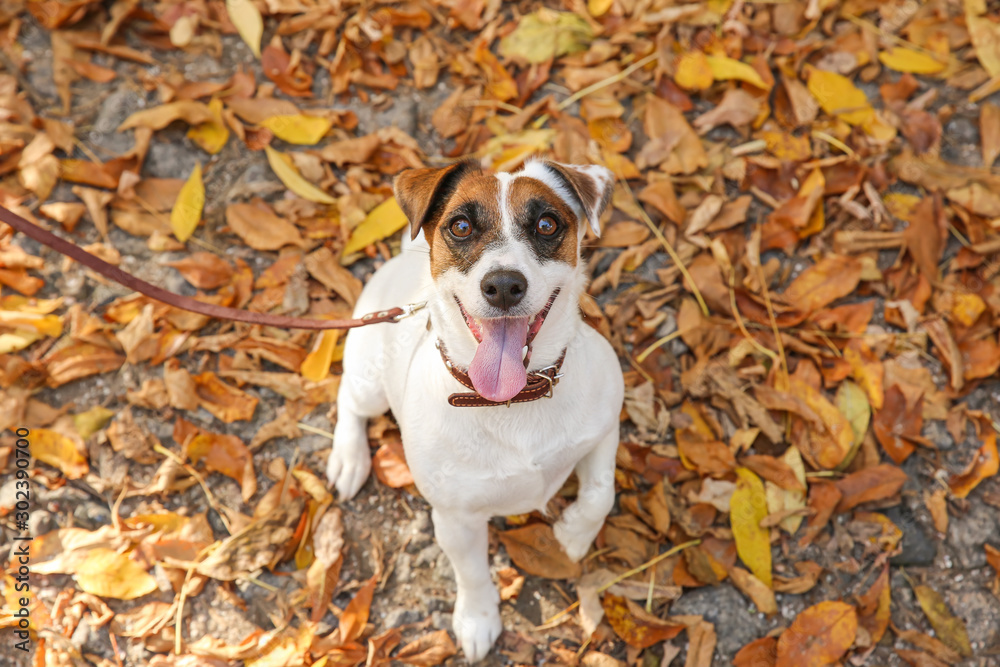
[393,301,427,322]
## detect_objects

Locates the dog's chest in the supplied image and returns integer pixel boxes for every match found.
[398,390,591,516]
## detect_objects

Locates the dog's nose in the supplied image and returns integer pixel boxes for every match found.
[481,269,527,311]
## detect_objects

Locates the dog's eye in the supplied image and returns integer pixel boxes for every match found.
[449,218,472,238]
[536,216,558,236]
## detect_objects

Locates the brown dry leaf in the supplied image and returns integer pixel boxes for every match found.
[856,566,891,645]
[226,200,305,250]
[693,88,762,135]
[782,255,862,314]
[304,247,363,306]
[119,100,213,131]
[192,372,258,423]
[372,432,414,488]
[873,385,921,464]
[396,630,458,666]
[835,464,907,513]
[776,601,857,667]
[497,523,582,579]
[893,625,963,665]
[601,593,684,648]
[197,498,303,580]
[729,566,777,615]
[911,583,972,658]
[903,193,947,282]
[164,252,234,290]
[639,179,685,225]
[74,548,158,600]
[184,430,257,502]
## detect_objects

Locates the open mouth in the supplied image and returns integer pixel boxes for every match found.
[455,289,559,403]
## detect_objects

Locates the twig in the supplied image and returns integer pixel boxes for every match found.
[556,53,659,112]
[540,539,701,625]
[620,177,709,316]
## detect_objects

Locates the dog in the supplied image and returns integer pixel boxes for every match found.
[326,159,624,660]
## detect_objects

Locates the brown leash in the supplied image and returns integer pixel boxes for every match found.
[0,204,424,330]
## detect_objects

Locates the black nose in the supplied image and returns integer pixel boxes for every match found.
[481,269,527,311]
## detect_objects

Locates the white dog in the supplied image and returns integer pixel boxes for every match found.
[326,159,624,660]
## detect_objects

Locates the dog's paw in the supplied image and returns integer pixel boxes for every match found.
[553,519,595,563]
[453,596,502,663]
[325,443,371,500]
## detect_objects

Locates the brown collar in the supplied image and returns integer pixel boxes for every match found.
[436,340,565,407]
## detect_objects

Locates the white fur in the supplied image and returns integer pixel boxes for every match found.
[326,163,622,662]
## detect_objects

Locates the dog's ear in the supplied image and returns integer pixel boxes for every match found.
[394,161,478,240]
[542,162,614,238]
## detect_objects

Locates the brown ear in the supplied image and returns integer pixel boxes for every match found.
[541,162,614,238]
[394,161,479,240]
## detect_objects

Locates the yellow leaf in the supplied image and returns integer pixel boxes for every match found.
[226,0,263,59]
[706,55,771,90]
[300,330,340,382]
[675,51,713,91]
[912,584,972,657]
[265,146,336,204]
[0,330,42,354]
[498,10,594,64]
[806,68,873,126]
[30,428,88,479]
[170,163,204,242]
[75,548,158,600]
[878,48,947,75]
[967,1,1000,78]
[952,292,986,327]
[0,310,63,336]
[587,0,613,17]
[73,406,115,440]
[261,114,333,145]
[187,98,229,155]
[731,467,772,588]
[342,197,409,257]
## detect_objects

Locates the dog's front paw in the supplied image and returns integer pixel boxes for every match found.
[453,595,502,662]
[325,442,371,500]
[553,519,596,562]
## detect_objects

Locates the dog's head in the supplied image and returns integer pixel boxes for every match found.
[394,159,613,402]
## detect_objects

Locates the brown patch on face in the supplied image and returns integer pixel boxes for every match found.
[507,177,579,266]
[426,172,504,279]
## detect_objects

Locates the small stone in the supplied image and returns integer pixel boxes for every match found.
[414,544,442,568]
[384,608,422,628]
[430,610,452,631]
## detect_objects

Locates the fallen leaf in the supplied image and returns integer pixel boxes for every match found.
[601,593,684,648]
[734,637,777,667]
[226,201,304,250]
[982,103,1000,167]
[184,430,257,502]
[835,464,907,513]
[730,467,771,587]
[776,601,857,667]
[675,51,713,91]
[170,163,204,242]
[265,146,336,204]
[949,414,999,498]
[730,566,777,615]
[498,10,594,64]
[30,428,88,479]
[261,114,333,145]
[911,583,972,658]
[706,55,771,90]
[187,98,229,155]
[226,0,263,58]
[305,247,363,305]
[165,252,234,290]
[192,372,259,423]
[782,255,862,313]
[300,330,340,382]
[74,548,158,600]
[339,576,376,643]
[807,68,873,126]
[342,197,409,256]
[118,100,214,131]
[879,48,947,75]
[396,630,458,666]
[498,523,582,579]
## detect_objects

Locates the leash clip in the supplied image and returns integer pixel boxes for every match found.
[394,301,427,322]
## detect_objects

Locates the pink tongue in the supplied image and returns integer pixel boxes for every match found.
[468,317,530,402]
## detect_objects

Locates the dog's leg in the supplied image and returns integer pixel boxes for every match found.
[554,429,618,562]
[326,375,387,499]
[432,509,501,662]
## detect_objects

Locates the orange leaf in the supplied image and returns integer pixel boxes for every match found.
[601,593,684,648]
[835,464,907,513]
[734,637,777,667]
[372,434,414,489]
[776,601,857,667]
[30,428,88,479]
[395,630,458,666]
[339,576,376,643]
[948,415,999,498]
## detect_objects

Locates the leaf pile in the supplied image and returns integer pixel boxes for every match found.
[2,0,1000,665]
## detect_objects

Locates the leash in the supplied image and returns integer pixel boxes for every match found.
[0,204,425,330]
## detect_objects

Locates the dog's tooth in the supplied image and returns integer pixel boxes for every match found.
[522,345,529,360]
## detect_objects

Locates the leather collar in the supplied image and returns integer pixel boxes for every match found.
[436,340,565,407]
